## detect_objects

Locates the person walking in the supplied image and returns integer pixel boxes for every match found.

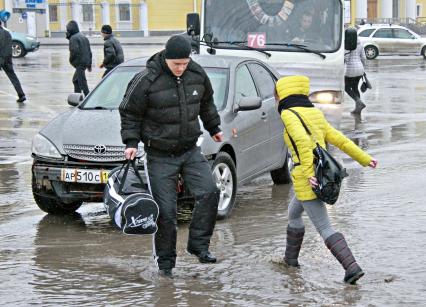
[99,25,124,78]
[0,20,26,103]
[66,20,92,96]
[345,36,367,114]
[119,35,223,278]
[276,75,377,284]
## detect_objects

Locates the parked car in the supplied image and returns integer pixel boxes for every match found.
[31,55,291,219]
[4,27,40,57]
[358,24,426,60]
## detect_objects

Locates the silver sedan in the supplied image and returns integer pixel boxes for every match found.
[358,24,426,60]
[31,55,291,219]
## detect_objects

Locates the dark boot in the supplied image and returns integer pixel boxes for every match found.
[284,226,305,267]
[325,232,364,284]
[351,99,366,114]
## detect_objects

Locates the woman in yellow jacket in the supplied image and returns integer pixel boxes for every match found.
[276,76,377,284]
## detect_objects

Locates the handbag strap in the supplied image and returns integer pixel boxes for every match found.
[118,159,145,194]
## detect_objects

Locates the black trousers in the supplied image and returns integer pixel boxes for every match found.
[72,66,90,96]
[344,76,362,102]
[0,56,25,97]
[146,146,219,270]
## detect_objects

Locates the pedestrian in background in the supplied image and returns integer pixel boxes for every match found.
[66,20,92,96]
[276,75,377,284]
[0,20,26,103]
[345,35,367,114]
[99,25,124,78]
[119,35,223,278]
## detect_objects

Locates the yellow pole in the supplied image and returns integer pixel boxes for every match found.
[351,0,356,26]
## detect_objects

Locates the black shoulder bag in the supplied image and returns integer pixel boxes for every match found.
[286,109,348,205]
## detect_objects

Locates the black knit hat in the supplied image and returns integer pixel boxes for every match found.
[164,35,191,59]
[101,25,112,34]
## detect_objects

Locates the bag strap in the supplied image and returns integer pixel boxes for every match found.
[118,159,144,194]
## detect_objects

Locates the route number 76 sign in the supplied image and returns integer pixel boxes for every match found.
[247,33,266,48]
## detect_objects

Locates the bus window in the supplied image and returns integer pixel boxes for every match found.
[204,0,342,52]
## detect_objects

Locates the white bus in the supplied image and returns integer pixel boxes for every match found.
[187,0,345,110]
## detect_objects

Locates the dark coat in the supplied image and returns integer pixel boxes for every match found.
[66,21,92,68]
[103,34,124,69]
[119,51,221,155]
[0,26,12,64]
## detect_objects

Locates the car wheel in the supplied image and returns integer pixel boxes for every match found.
[212,152,237,220]
[421,46,426,60]
[12,41,27,58]
[32,175,82,214]
[364,45,378,60]
[270,151,292,184]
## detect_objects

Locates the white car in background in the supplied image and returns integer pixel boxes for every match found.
[358,24,426,60]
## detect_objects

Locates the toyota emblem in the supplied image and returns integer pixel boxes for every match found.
[94,145,107,154]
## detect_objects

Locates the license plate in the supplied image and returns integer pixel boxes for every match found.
[61,169,110,184]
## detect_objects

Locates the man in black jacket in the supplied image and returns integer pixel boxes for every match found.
[119,35,223,278]
[0,20,26,103]
[66,20,92,96]
[99,25,124,78]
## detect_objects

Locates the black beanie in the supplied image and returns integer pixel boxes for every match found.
[164,35,191,59]
[101,25,112,34]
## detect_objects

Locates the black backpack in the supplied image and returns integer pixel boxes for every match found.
[285,109,348,205]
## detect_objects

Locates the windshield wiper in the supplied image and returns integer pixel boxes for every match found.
[201,37,272,58]
[83,106,110,110]
[265,42,326,59]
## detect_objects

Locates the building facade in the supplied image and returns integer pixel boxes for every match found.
[348,0,426,24]
[0,0,201,37]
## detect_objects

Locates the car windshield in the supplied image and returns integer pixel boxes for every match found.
[204,0,342,52]
[82,66,229,111]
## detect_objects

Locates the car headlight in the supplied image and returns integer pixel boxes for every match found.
[309,91,342,104]
[31,134,63,159]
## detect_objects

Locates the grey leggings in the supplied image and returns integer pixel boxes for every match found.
[288,197,336,241]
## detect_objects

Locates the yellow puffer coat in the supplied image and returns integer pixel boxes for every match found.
[281,107,372,201]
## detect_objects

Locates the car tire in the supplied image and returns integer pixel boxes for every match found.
[270,151,292,184]
[32,176,83,214]
[212,152,237,220]
[364,45,378,60]
[421,46,426,60]
[12,41,27,58]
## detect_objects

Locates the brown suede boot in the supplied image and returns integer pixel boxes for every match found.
[284,226,305,267]
[325,232,364,284]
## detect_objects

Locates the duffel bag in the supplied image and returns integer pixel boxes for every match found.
[104,159,159,235]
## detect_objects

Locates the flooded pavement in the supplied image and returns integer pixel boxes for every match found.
[1,48,426,306]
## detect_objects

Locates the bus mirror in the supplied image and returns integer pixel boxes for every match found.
[345,28,358,51]
[187,13,200,36]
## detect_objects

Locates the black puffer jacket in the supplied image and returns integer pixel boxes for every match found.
[103,34,124,69]
[119,51,221,155]
[0,26,12,62]
[66,21,92,68]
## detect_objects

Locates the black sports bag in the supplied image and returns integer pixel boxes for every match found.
[104,160,159,235]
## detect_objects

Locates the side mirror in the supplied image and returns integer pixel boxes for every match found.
[234,97,262,112]
[67,93,83,107]
[187,13,200,36]
[345,28,358,51]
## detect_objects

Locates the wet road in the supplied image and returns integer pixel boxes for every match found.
[1,48,426,306]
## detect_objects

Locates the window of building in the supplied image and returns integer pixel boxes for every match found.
[417,5,422,17]
[82,4,94,22]
[49,5,58,22]
[118,3,131,21]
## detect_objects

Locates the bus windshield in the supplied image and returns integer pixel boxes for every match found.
[204,0,342,52]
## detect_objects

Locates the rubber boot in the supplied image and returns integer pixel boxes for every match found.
[351,99,366,114]
[284,226,305,267]
[325,232,364,284]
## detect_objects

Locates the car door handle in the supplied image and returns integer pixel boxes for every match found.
[261,112,267,119]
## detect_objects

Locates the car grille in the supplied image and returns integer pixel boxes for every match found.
[63,144,126,162]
